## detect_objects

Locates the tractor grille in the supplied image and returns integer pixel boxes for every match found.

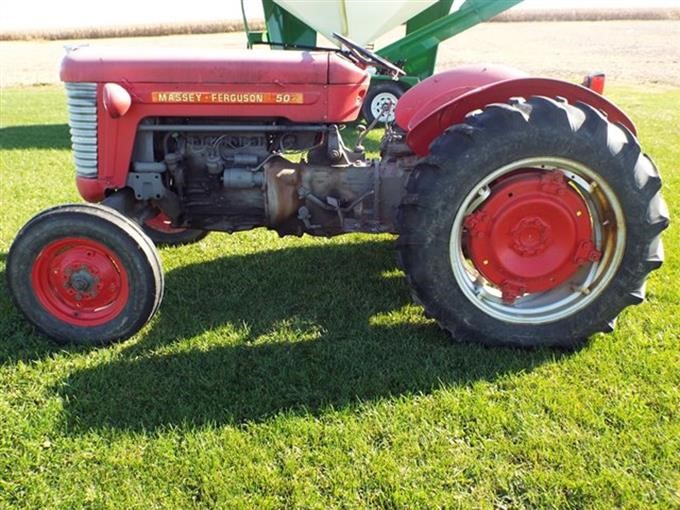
[65,82,98,177]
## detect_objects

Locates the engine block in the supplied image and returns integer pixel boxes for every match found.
[127,120,414,235]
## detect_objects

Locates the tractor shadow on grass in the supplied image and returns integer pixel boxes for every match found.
[57,239,571,431]
[0,124,71,150]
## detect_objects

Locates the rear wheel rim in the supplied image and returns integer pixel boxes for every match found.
[31,237,130,326]
[449,157,626,324]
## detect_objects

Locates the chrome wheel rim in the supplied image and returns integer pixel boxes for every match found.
[449,157,626,324]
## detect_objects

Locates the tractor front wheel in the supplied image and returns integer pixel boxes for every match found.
[142,211,208,247]
[397,96,669,348]
[7,204,164,345]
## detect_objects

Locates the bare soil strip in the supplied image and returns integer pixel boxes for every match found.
[494,7,680,22]
[0,21,678,88]
[2,8,678,41]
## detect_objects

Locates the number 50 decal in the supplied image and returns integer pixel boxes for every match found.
[276,93,304,104]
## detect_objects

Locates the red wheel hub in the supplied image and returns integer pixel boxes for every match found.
[31,237,129,326]
[464,171,601,303]
[144,211,186,234]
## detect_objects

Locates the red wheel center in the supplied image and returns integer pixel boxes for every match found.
[464,171,600,302]
[511,216,552,256]
[31,237,129,326]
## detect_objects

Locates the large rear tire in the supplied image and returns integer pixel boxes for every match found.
[7,204,164,345]
[397,96,669,348]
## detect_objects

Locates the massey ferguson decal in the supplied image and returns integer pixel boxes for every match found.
[150,91,304,104]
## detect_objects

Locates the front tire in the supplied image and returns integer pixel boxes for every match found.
[7,204,164,345]
[397,96,669,348]
[142,211,208,247]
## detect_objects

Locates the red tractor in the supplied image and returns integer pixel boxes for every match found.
[6,35,669,348]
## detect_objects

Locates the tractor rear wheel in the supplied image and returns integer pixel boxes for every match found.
[7,204,164,345]
[397,96,669,348]
[142,211,208,247]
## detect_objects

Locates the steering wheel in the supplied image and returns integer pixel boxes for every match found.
[333,32,405,78]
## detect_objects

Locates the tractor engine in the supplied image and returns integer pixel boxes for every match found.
[128,119,413,236]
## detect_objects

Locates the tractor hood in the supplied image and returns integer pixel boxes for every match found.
[60,46,366,85]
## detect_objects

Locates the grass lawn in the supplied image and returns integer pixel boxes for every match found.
[0,85,678,508]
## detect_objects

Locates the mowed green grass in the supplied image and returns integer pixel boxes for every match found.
[0,85,678,509]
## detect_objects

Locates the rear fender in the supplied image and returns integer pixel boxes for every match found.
[394,64,528,129]
[404,77,637,156]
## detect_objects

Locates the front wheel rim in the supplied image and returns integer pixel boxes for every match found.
[144,211,187,234]
[449,157,626,325]
[31,237,130,326]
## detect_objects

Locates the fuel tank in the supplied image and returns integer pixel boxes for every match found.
[60,47,366,85]
[60,47,370,123]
